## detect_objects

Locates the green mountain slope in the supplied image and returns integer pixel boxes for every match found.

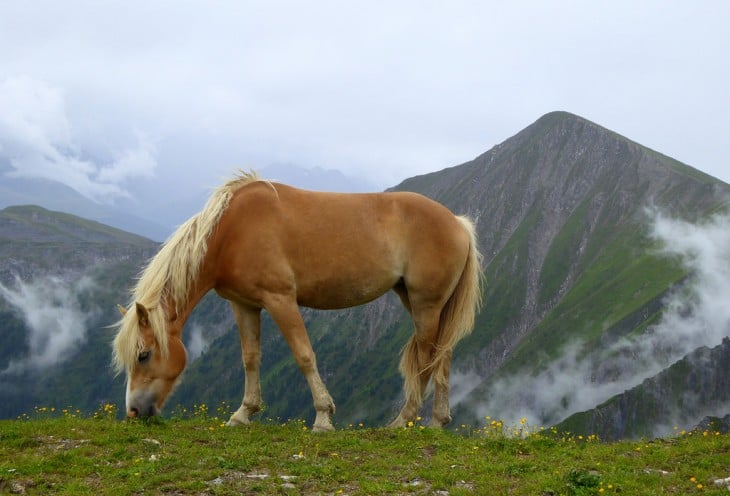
[2,113,728,440]
[0,206,160,417]
[556,338,730,440]
[177,112,729,434]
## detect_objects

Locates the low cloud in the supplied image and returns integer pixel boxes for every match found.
[0,275,96,374]
[186,324,210,363]
[0,76,157,203]
[457,211,730,429]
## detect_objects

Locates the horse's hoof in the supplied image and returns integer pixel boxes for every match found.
[312,423,335,433]
[226,417,250,427]
[387,417,407,428]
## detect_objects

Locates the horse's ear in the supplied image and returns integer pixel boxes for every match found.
[117,304,127,316]
[135,302,150,327]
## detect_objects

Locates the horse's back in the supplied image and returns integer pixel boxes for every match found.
[213,182,470,309]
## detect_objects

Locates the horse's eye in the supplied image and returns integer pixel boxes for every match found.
[138,350,151,363]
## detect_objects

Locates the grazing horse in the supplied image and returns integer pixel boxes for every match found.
[112,171,482,432]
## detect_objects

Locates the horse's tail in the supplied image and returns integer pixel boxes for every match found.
[398,215,483,416]
[430,215,483,388]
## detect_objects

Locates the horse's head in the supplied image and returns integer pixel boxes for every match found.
[115,302,187,418]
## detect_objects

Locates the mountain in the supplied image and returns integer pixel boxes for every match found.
[0,205,241,418]
[1,112,728,439]
[0,205,158,416]
[0,205,156,279]
[0,163,381,242]
[399,111,729,432]
[178,111,730,435]
[556,337,730,440]
[0,169,167,241]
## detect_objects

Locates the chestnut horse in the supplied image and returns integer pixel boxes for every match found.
[113,171,482,432]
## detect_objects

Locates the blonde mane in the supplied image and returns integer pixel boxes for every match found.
[112,170,261,374]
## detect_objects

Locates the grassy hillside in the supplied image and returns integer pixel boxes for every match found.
[1,410,728,495]
[0,205,154,244]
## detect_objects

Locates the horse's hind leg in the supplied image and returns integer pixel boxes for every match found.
[389,305,441,428]
[265,295,335,432]
[430,350,452,427]
[227,303,263,426]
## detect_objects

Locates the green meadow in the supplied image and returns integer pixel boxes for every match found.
[1,404,728,495]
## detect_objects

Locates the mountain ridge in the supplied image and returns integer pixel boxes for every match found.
[1,111,728,438]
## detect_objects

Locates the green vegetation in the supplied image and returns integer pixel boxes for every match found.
[1,406,728,495]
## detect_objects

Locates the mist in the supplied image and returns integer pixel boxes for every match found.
[0,274,96,374]
[456,211,730,428]
[186,324,210,363]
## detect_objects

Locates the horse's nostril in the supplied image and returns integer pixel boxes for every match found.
[129,407,139,418]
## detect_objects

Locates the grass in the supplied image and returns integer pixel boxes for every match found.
[1,406,729,495]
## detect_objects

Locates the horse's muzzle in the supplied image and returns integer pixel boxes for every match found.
[127,403,159,418]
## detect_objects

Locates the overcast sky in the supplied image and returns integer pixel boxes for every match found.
[1,1,729,207]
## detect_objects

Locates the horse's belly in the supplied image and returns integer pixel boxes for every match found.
[295,273,398,310]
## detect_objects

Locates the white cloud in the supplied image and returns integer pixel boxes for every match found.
[0,275,96,374]
[0,76,157,203]
[186,324,210,363]
[2,2,729,194]
[456,211,730,430]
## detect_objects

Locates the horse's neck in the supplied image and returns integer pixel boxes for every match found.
[164,276,214,331]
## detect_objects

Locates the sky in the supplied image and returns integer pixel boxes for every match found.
[1,1,729,210]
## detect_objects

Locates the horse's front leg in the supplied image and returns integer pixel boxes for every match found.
[227,303,263,426]
[265,294,335,432]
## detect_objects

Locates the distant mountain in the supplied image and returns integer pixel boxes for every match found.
[0,164,381,242]
[2,112,728,439]
[0,205,233,418]
[0,171,167,241]
[556,338,730,440]
[0,205,157,281]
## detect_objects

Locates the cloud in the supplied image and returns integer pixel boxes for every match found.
[0,76,157,203]
[185,324,210,363]
[456,211,730,429]
[0,275,96,374]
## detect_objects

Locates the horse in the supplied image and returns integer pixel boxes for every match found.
[112,170,483,432]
